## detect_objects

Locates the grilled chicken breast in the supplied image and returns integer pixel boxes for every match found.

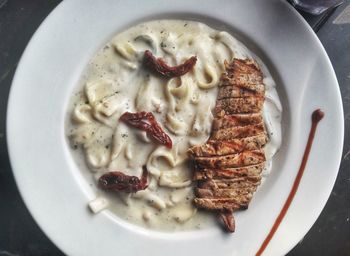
[188,58,267,233]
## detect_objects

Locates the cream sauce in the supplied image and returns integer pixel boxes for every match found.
[66,20,282,231]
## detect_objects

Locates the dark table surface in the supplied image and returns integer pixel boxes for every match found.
[1,1,349,255]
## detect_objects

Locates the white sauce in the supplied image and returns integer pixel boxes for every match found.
[67,20,282,231]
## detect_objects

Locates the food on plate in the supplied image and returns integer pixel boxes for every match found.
[188,59,267,232]
[143,50,197,78]
[67,20,282,231]
[120,111,172,148]
[99,165,149,193]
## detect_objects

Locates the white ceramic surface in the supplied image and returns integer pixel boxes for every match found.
[7,0,344,255]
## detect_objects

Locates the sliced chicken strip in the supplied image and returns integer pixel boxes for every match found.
[215,97,264,116]
[188,134,267,157]
[199,177,261,190]
[195,187,255,200]
[219,211,235,233]
[218,85,264,99]
[211,123,266,141]
[221,59,263,87]
[194,149,266,169]
[193,163,265,180]
[225,59,261,75]
[194,198,249,211]
[220,76,265,92]
[212,114,263,130]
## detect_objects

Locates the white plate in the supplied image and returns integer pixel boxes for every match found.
[7,0,344,255]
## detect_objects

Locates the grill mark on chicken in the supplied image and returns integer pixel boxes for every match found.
[198,178,261,191]
[188,135,267,157]
[193,163,264,180]
[218,85,264,99]
[198,176,262,189]
[211,123,266,141]
[194,149,266,169]
[212,114,263,130]
[220,76,265,92]
[188,58,268,233]
[215,97,264,116]
[195,188,255,199]
[220,59,263,88]
[194,198,248,211]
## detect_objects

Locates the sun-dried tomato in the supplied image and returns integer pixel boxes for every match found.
[120,111,172,149]
[98,165,148,193]
[143,50,197,78]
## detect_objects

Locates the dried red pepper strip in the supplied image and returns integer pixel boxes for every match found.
[120,111,172,149]
[143,50,197,78]
[98,165,148,193]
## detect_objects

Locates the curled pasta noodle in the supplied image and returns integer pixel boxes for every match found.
[134,129,151,143]
[85,143,111,169]
[170,187,192,204]
[85,79,115,103]
[195,62,219,89]
[110,126,128,160]
[159,173,191,188]
[190,90,201,105]
[212,32,235,65]
[69,123,97,146]
[113,42,137,61]
[146,147,176,178]
[191,99,213,136]
[120,60,138,70]
[134,34,157,53]
[147,176,158,191]
[135,80,153,112]
[124,143,133,160]
[169,77,191,98]
[92,94,120,117]
[167,76,193,112]
[133,190,166,210]
[91,107,116,128]
[216,31,250,59]
[215,32,235,49]
[212,47,232,71]
[72,104,93,123]
[158,160,192,189]
[172,205,197,223]
[164,79,176,112]
[165,113,187,135]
